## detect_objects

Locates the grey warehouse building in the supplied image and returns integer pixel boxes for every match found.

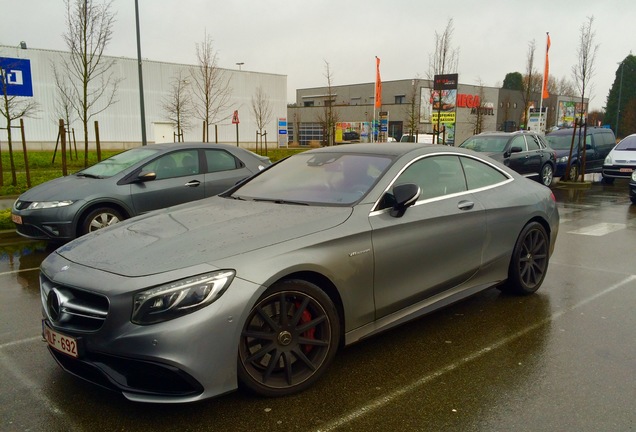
[0,45,287,150]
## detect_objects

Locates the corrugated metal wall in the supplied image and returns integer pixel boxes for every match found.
[0,45,287,149]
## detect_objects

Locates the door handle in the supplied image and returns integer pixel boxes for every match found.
[184,180,201,187]
[458,200,474,210]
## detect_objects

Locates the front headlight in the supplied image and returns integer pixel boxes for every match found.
[557,156,569,163]
[132,270,235,325]
[604,155,613,165]
[632,171,636,181]
[27,200,74,210]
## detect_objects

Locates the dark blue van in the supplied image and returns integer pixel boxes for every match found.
[546,127,616,180]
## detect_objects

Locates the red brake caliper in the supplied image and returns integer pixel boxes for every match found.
[296,301,315,353]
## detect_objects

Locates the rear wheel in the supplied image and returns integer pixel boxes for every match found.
[80,207,124,236]
[499,222,549,295]
[540,164,554,187]
[238,280,340,397]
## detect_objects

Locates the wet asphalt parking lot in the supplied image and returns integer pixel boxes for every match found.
[1,179,635,432]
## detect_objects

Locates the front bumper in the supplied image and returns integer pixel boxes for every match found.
[12,205,79,241]
[40,255,264,403]
[602,164,636,180]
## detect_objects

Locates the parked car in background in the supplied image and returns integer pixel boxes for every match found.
[545,127,616,181]
[39,143,558,402]
[458,131,556,187]
[400,133,435,144]
[602,133,636,185]
[630,171,636,204]
[11,143,270,241]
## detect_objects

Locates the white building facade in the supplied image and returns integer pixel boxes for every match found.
[0,45,287,150]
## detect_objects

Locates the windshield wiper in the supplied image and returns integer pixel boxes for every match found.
[75,172,102,179]
[253,198,309,206]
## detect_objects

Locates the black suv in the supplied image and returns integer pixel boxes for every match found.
[459,131,557,187]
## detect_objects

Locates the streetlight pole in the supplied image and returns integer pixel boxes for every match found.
[135,0,147,145]
[615,61,624,138]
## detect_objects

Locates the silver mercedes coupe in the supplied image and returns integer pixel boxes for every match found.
[39,143,559,403]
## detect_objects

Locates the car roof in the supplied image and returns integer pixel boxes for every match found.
[132,142,247,152]
[547,127,612,136]
[303,142,481,158]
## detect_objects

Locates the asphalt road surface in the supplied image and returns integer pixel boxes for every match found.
[1,180,634,432]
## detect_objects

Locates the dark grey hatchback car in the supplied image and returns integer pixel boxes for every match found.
[459,131,556,187]
[11,143,270,241]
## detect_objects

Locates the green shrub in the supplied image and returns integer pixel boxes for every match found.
[0,209,13,231]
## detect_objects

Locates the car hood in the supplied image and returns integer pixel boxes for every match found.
[55,196,353,277]
[17,174,109,201]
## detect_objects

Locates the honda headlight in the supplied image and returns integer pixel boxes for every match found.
[27,200,74,209]
[132,270,235,325]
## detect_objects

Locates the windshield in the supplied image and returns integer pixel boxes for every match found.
[614,135,636,150]
[460,136,509,153]
[79,148,159,178]
[546,133,585,150]
[231,152,393,205]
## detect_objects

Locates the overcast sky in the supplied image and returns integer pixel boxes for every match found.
[1,0,634,111]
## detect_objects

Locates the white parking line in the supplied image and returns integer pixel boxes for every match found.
[0,267,40,277]
[567,222,626,236]
[314,274,636,432]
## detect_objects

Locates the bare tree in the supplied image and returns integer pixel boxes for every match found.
[52,71,78,157]
[403,77,421,138]
[520,39,542,128]
[162,71,194,142]
[555,76,577,98]
[572,16,599,125]
[190,31,232,142]
[566,15,599,181]
[317,60,338,146]
[0,65,39,186]
[55,0,120,167]
[251,85,273,138]
[428,18,459,143]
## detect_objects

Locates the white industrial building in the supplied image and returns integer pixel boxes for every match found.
[0,45,287,150]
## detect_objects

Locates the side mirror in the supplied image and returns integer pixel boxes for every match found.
[136,171,157,182]
[510,146,523,153]
[389,183,421,218]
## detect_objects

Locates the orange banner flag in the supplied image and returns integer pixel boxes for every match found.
[542,34,551,99]
[375,57,382,108]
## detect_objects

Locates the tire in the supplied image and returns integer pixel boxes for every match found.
[499,222,550,295]
[80,207,124,235]
[567,164,579,182]
[540,164,554,187]
[238,280,340,397]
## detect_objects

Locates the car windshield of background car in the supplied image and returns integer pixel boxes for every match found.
[615,135,636,150]
[546,133,584,150]
[461,136,509,153]
[231,153,393,205]
[80,148,159,178]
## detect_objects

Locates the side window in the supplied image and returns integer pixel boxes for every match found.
[510,135,527,151]
[205,150,240,173]
[461,156,509,190]
[143,150,199,180]
[394,155,467,201]
[527,135,541,151]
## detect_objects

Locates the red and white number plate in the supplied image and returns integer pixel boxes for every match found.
[11,214,22,224]
[43,323,78,358]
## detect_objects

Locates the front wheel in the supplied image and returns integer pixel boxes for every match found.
[238,280,340,397]
[540,164,554,187]
[80,207,124,236]
[499,222,550,295]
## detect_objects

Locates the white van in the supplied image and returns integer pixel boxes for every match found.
[400,133,434,144]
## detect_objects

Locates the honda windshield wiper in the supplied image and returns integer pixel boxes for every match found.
[75,172,102,179]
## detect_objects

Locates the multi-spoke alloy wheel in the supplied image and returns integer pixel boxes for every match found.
[238,280,339,397]
[81,207,124,235]
[500,222,550,295]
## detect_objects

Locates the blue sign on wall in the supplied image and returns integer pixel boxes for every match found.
[0,57,33,97]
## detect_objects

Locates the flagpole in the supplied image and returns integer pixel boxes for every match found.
[539,32,550,133]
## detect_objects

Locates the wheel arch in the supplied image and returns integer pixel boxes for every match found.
[74,201,132,237]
